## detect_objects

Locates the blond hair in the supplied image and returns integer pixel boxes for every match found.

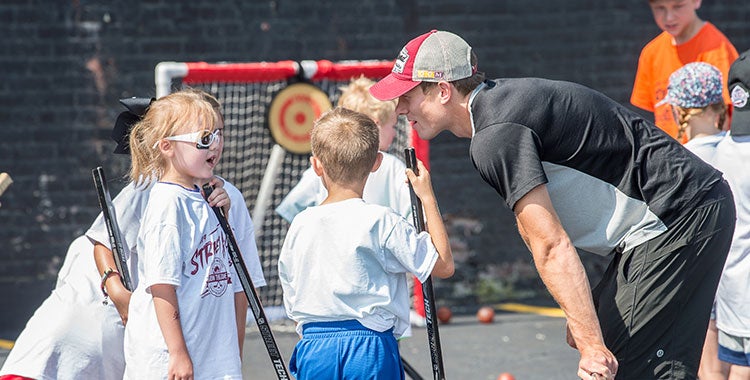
[311,107,379,185]
[673,102,727,139]
[337,75,396,127]
[128,89,221,187]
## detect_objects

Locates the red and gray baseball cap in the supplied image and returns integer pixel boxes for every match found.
[729,49,750,136]
[370,30,474,101]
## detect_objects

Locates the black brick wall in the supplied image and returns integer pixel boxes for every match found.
[1,0,748,336]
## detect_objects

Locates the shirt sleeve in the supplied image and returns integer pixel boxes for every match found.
[470,122,547,211]
[382,217,438,283]
[85,182,147,261]
[630,47,655,112]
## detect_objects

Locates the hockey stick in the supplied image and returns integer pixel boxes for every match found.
[92,167,133,291]
[404,147,446,380]
[202,184,291,380]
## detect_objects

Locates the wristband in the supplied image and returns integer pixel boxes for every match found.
[100,267,121,305]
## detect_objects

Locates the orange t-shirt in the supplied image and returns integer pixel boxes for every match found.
[631,22,738,142]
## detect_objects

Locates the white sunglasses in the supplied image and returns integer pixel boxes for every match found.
[153,129,222,149]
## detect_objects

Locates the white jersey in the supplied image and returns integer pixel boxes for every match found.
[0,179,265,380]
[713,133,750,336]
[683,132,726,165]
[124,182,242,379]
[0,236,115,380]
[278,199,438,339]
[275,151,412,222]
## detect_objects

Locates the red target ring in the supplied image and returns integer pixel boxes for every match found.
[268,83,332,154]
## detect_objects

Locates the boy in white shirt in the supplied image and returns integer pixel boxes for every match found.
[278,107,453,379]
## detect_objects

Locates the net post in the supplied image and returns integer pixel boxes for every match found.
[155,61,189,98]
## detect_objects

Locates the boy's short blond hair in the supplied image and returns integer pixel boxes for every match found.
[128,90,220,187]
[311,107,379,185]
[337,75,396,127]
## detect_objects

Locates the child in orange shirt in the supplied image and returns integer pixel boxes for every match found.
[631,0,738,142]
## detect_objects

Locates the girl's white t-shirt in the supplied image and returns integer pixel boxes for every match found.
[123,182,242,380]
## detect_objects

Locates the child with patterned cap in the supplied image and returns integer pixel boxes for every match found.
[657,62,727,161]
[656,61,729,379]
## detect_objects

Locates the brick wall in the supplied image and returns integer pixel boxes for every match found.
[1,0,747,335]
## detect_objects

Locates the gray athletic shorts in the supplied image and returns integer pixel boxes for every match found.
[592,180,735,379]
[718,330,750,366]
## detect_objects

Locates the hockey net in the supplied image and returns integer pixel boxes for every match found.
[155,60,428,315]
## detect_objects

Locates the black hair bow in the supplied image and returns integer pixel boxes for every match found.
[112,97,154,154]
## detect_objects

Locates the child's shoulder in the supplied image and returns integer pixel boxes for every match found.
[641,31,673,56]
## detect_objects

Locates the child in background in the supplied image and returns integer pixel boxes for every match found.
[658,62,727,158]
[275,75,411,223]
[278,107,454,379]
[656,61,729,380]
[712,49,750,379]
[124,90,244,379]
[631,0,738,142]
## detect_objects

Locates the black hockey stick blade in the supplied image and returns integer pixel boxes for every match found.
[404,148,446,380]
[92,167,133,291]
[202,184,291,380]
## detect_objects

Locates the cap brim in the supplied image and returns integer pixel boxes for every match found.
[370,73,421,101]
[730,107,750,136]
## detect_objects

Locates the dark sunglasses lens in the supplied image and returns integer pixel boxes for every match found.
[199,131,212,146]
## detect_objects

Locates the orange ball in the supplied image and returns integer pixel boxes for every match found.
[436,306,452,324]
[497,372,516,380]
[477,306,495,324]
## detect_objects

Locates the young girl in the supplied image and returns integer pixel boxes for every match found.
[658,62,728,161]
[124,90,244,379]
[657,61,729,380]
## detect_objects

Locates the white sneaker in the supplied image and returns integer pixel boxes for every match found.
[410,310,426,327]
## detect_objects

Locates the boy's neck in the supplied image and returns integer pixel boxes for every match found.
[321,180,366,205]
[673,18,705,45]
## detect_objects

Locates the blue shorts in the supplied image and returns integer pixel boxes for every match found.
[718,329,750,366]
[290,320,404,380]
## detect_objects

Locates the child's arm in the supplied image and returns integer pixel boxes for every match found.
[405,159,454,278]
[234,292,248,358]
[94,243,131,324]
[151,284,194,380]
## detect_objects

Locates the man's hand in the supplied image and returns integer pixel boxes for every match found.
[577,344,618,380]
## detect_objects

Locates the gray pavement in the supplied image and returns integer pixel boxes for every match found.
[0,309,580,379]
[241,310,579,379]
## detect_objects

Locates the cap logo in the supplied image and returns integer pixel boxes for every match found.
[416,70,444,79]
[393,47,409,74]
[731,85,749,109]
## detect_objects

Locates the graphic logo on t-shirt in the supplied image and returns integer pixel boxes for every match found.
[202,256,230,298]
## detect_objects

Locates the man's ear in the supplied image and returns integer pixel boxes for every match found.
[311,156,324,177]
[437,81,453,105]
[371,152,383,173]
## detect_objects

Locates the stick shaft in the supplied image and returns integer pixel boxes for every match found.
[202,184,291,380]
[404,148,446,380]
[91,167,133,291]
